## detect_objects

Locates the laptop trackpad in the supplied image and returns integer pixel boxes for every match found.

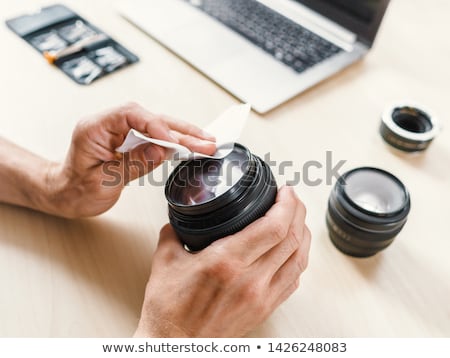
[162,18,250,68]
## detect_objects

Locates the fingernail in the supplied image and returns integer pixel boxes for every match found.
[283,185,295,195]
[144,145,153,160]
[201,130,216,141]
[199,139,217,148]
[169,130,179,143]
[144,144,163,163]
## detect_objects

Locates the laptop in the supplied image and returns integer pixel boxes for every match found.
[119,0,390,113]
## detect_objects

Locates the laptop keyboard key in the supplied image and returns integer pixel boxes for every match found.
[186,0,343,73]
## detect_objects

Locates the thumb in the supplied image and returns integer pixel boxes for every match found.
[119,143,166,184]
[155,224,188,261]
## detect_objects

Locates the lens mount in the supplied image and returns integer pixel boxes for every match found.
[380,102,440,152]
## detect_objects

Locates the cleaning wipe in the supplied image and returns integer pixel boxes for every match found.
[116,104,251,160]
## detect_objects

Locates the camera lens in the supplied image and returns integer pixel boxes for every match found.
[380,103,440,152]
[165,143,277,251]
[326,167,411,257]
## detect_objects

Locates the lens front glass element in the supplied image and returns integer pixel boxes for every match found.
[344,169,408,215]
[166,143,278,251]
[169,146,250,206]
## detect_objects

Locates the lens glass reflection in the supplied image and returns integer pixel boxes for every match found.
[344,169,407,214]
[170,146,249,206]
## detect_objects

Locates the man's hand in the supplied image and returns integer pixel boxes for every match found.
[135,186,311,338]
[42,102,216,218]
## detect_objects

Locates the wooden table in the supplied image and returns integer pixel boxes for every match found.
[1,0,449,337]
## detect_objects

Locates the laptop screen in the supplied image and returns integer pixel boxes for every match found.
[294,0,390,45]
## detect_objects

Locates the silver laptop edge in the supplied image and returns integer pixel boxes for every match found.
[119,0,384,113]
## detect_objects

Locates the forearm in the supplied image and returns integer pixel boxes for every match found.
[0,137,59,214]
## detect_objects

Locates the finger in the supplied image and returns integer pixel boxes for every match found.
[116,143,166,184]
[217,186,298,265]
[126,106,177,143]
[171,131,217,156]
[161,115,216,141]
[269,277,300,312]
[269,226,311,294]
[253,197,306,278]
[103,103,178,145]
[155,224,189,263]
[300,225,312,272]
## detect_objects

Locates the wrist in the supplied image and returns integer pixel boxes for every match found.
[34,161,82,219]
[31,161,67,217]
[134,320,190,338]
[0,138,80,218]
[134,322,155,338]
[134,314,160,338]
[134,301,191,338]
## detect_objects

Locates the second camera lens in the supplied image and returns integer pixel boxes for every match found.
[326,167,411,257]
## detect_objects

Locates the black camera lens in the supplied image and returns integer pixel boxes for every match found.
[165,143,277,251]
[380,103,440,152]
[326,167,411,257]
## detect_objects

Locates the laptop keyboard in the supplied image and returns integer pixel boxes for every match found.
[184,0,343,73]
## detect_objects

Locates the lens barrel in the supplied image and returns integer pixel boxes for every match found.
[326,167,411,257]
[380,103,440,152]
[165,143,277,251]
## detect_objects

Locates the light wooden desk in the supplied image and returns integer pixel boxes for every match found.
[0,0,449,337]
